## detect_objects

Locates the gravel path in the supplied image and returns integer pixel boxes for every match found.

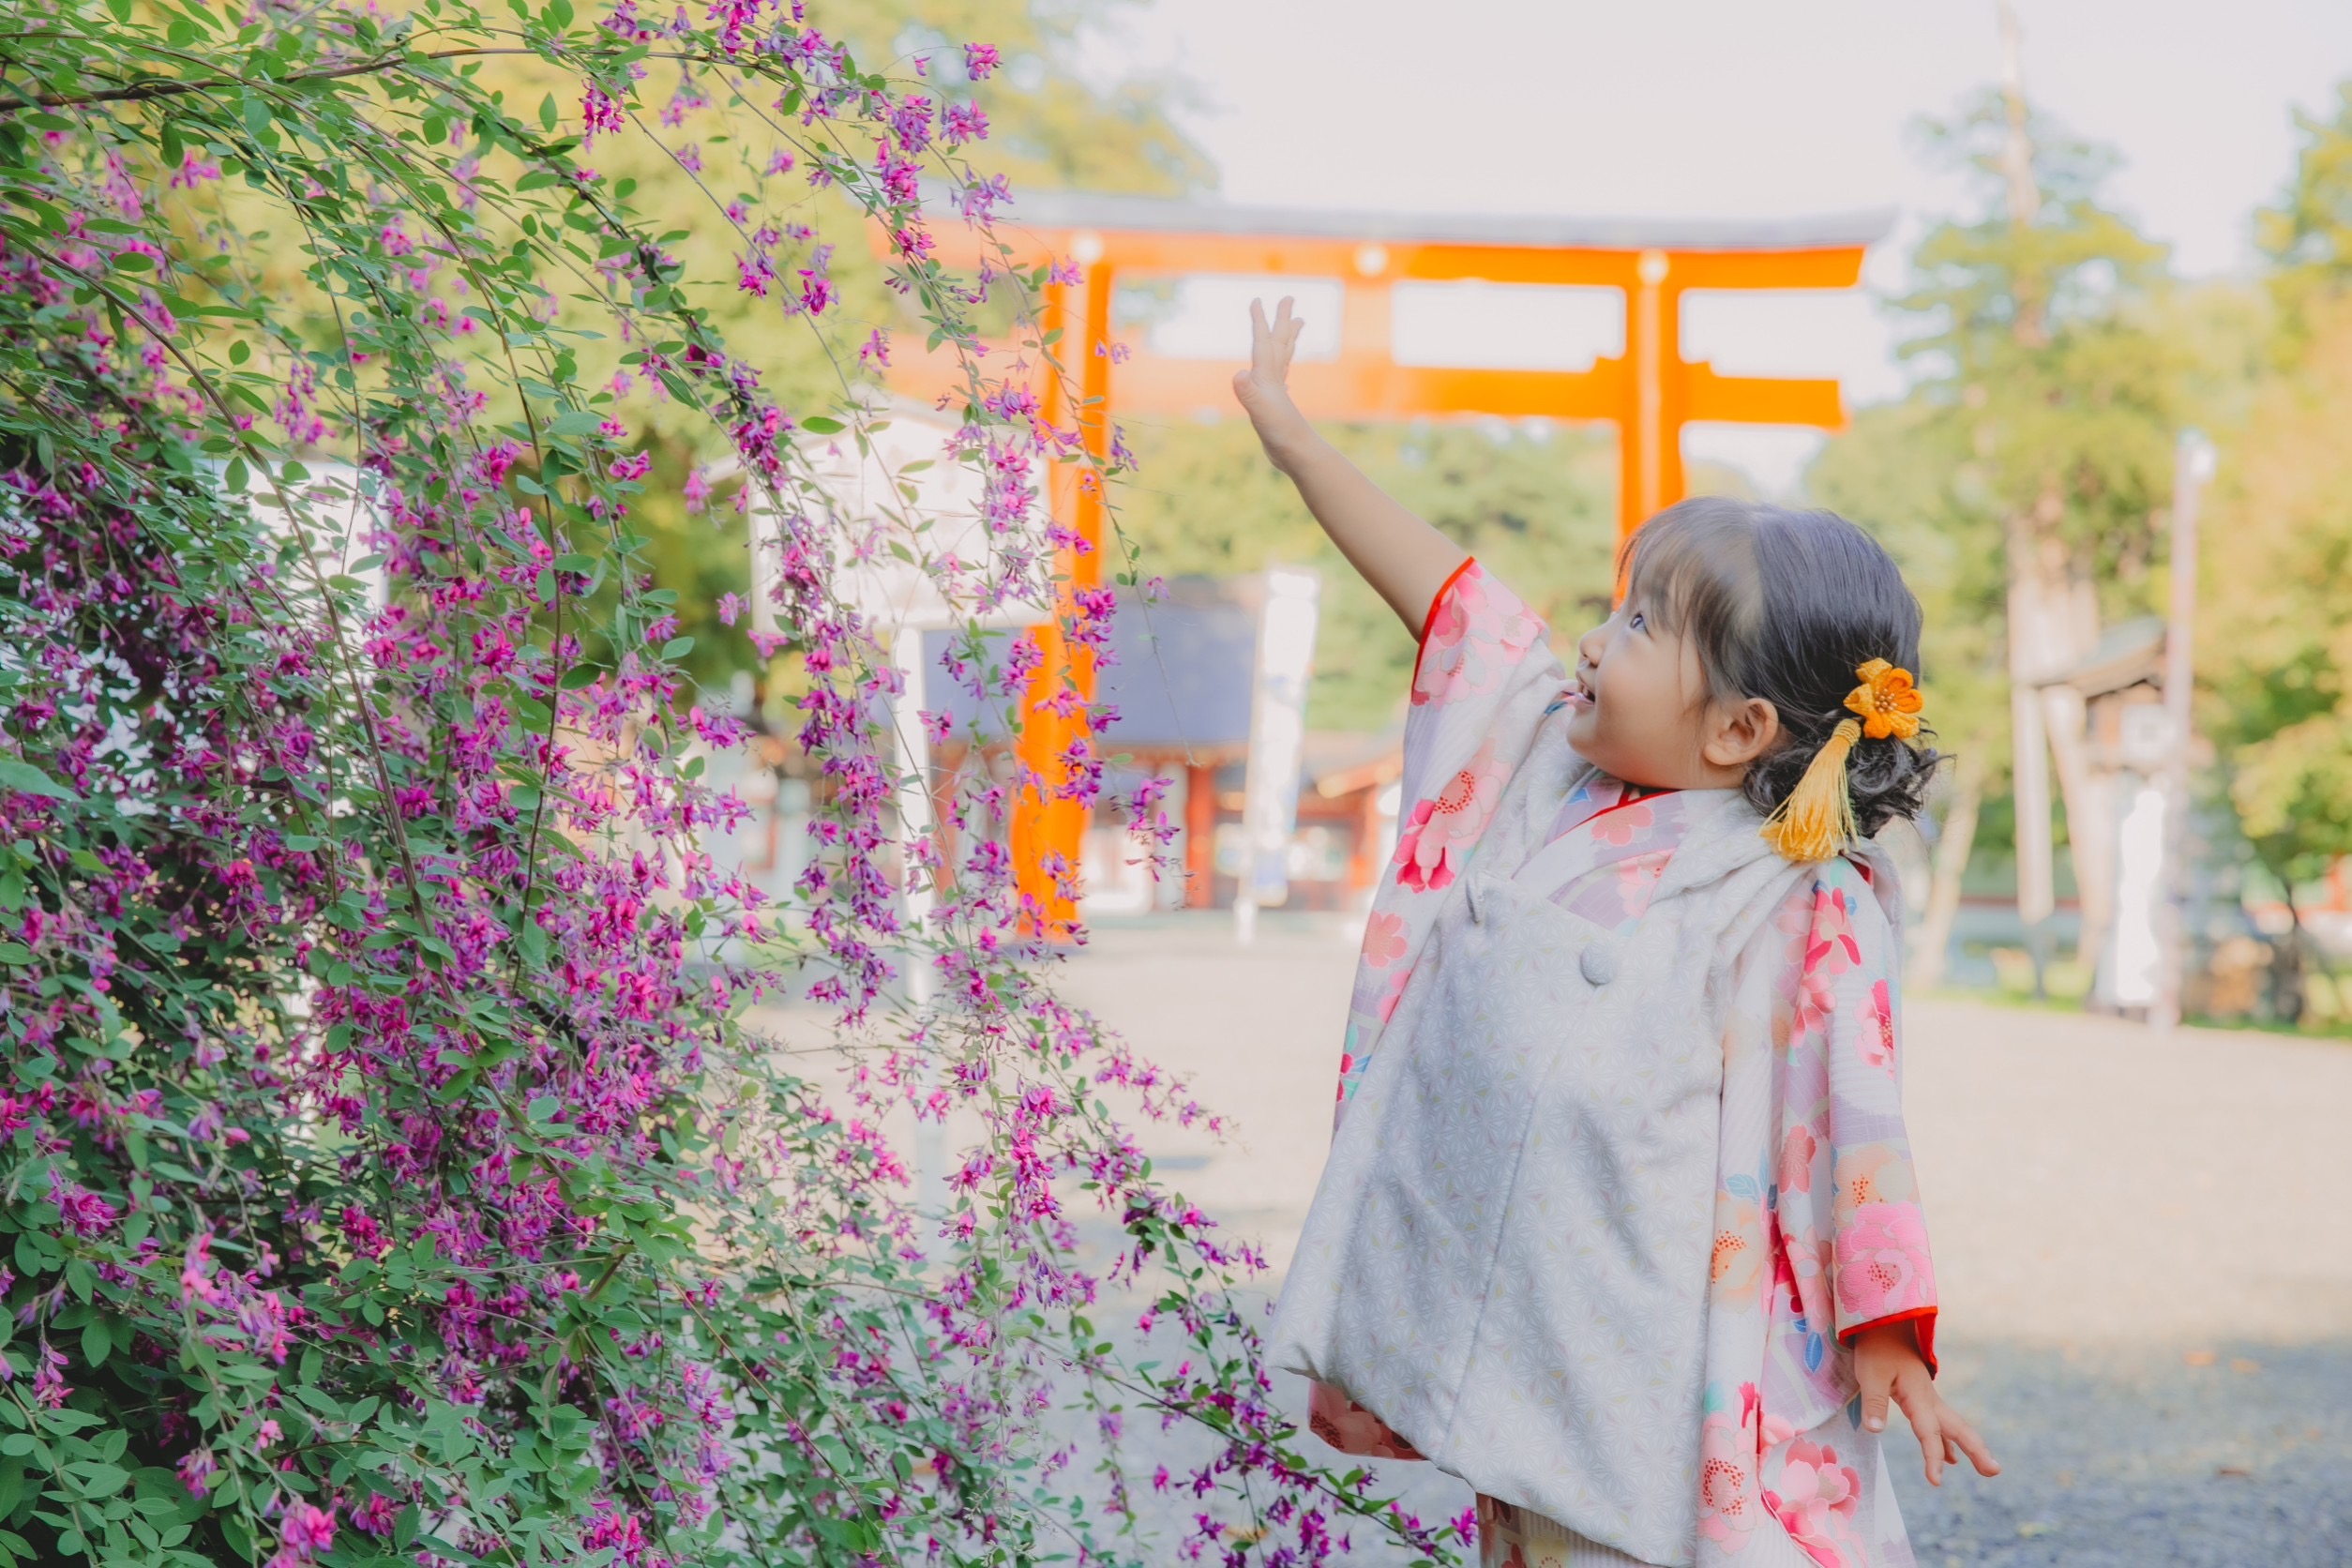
[1041,912,2352,1565]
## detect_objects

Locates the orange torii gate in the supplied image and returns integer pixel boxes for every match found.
[879,194,1890,933]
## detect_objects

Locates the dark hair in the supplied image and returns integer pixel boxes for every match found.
[1620,496,1940,837]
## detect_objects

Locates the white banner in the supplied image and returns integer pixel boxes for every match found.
[1237,567,1320,918]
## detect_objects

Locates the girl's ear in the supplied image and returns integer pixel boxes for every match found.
[1702,696,1781,772]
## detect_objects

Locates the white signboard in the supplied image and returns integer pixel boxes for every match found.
[1235,567,1320,935]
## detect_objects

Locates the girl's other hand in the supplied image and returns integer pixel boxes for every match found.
[1853,1323,2000,1487]
[1233,296,1311,470]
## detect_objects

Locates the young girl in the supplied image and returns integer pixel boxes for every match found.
[1232,299,1998,1568]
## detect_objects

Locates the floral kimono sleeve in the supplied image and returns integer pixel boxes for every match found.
[1333,558,1564,1108]
[1771,860,1940,1376]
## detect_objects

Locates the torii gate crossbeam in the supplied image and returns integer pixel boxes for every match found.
[878,194,1890,935]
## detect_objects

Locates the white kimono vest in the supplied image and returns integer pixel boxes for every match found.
[1273,758,1880,1567]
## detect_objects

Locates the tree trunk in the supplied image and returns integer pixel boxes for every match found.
[1912,751,1986,989]
[2007,509,2109,974]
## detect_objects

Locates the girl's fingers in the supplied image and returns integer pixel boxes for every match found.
[1940,1408,2002,1477]
[1886,1375,1944,1485]
[1858,1367,1894,1436]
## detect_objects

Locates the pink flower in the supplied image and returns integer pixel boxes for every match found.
[1763,1438,1862,1566]
[273,1500,336,1566]
[49,1170,118,1236]
[30,1343,68,1409]
[1588,798,1653,848]
[348,1493,398,1538]
[1696,1410,1758,1547]
[1777,1123,1817,1197]
[1802,884,1862,978]
[581,83,626,146]
[176,1448,218,1497]
[1860,979,1895,1070]
[716,592,746,627]
[1394,744,1507,893]
[962,42,1000,79]
[1360,910,1407,968]
[1790,963,1836,1045]
[1410,567,1543,707]
[1834,1201,1935,1322]
[1711,1198,1763,1302]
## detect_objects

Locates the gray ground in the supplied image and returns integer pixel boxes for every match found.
[1030,911,2352,1566]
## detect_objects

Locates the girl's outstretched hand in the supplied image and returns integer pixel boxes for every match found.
[1232,296,1311,470]
[1853,1323,2000,1487]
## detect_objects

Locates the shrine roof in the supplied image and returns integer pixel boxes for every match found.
[943,189,1895,253]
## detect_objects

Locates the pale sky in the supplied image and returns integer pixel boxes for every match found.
[1076,0,2352,490]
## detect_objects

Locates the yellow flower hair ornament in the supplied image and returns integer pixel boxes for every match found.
[1762,659,1929,863]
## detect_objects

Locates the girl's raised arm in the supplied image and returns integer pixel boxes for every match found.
[1230,297,1468,632]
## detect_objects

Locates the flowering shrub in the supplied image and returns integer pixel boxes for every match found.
[0,2,1469,1566]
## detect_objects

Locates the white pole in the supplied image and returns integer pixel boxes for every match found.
[891,628,945,1214]
[2152,430,2214,1030]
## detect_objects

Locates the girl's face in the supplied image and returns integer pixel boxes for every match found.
[1562,591,1778,791]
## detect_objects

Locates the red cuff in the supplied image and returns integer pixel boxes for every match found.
[1408,555,1478,690]
[1840,1306,1938,1377]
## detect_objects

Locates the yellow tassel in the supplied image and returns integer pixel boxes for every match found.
[1762,717,1862,863]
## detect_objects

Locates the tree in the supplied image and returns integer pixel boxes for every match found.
[0,5,1453,1568]
[2256,81,2352,345]
[1836,74,2181,978]
[2204,84,2352,964]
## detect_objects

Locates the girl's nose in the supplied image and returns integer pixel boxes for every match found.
[1576,619,1609,670]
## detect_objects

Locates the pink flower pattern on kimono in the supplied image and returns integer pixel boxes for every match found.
[1711,1197,1765,1304]
[1696,855,1939,1564]
[1588,797,1654,847]
[1804,885,1863,979]
[1763,1437,1865,1568]
[1360,910,1408,968]
[1833,1202,1935,1324]
[1394,742,1509,892]
[1697,1381,1795,1551]
[1412,566,1542,707]
[1777,1123,1817,1198]
[1860,980,1895,1071]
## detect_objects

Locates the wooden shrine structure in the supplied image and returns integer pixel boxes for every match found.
[879,193,1890,932]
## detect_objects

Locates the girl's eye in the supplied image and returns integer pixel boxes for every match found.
[1627,610,1646,632]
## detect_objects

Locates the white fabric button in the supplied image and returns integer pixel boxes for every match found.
[1579,940,1618,986]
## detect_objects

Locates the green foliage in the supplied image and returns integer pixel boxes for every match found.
[2257,81,2352,340]
[2201,295,2352,891]
[0,0,1455,1563]
[1113,419,1619,730]
[1894,93,2181,593]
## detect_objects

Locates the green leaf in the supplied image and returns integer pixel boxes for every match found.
[659,636,694,660]
[538,94,558,132]
[80,1319,109,1368]
[0,759,76,802]
[801,415,845,435]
